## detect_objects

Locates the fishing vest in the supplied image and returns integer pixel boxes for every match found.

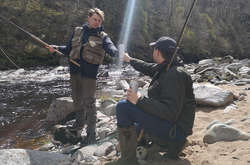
[69,27,106,65]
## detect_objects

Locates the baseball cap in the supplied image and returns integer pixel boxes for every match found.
[149,36,177,54]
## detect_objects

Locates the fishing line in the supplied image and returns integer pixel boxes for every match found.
[0,46,20,69]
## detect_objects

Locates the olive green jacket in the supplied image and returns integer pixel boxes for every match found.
[130,58,196,136]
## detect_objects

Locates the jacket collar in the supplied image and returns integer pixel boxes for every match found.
[82,23,104,33]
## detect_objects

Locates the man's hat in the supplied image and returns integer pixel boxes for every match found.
[149,36,177,54]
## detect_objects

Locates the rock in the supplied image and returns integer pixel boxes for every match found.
[193,83,234,107]
[100,99,117,108]
[94,142,114,157]
[198,59,215,66]
[102,104,117,116]
[203,123,250,144]
[117,79,129,90]
[97,127,112,139]
[99,99,117,117]
[72,145,98,163]
[0,149,72,165]
[224,104,238,113]
[46,97,74,124]
[38,142,55,151]
[222,55,234,63]
[51,125,81,145]
[96,111,111,127]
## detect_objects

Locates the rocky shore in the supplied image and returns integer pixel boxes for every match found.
[1,56,250,165]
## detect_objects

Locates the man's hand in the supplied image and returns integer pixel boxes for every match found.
[127,88,140,104]
[46,45,58,53]
[124,53,131,63]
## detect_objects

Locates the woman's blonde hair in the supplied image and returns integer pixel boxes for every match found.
[88,8,104,21]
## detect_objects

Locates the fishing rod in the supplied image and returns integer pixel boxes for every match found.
[0,46,20,69]
[0,15,80,67]
[167,0,198,70]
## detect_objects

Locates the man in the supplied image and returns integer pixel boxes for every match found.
[47,8,118,145]
[110,36,196,164]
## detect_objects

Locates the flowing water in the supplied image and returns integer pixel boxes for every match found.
[0,65,137,149]
[0,66,71,149]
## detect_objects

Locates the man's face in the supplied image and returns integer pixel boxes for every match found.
[153,48,165,64]
[153,48,159,63]
[88,13,103,29]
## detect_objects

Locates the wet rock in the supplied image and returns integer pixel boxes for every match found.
[193,83,234,107]
[204,123,250,144]
[46,97,74,124]
[51,125,81,145]
[0,149,72,165]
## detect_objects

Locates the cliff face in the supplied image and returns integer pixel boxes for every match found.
[0,0,250,69]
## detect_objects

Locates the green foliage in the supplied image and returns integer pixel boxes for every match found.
[0,0,250,70]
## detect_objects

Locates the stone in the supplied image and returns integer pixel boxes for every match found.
[203,123,250,144]
[102,104,117,116]
[0,149,72,165]
[46,97,74,124]
[72,145,98,163]
[94,142,114,157]
[193,83,234,107]
[224,104,238,113]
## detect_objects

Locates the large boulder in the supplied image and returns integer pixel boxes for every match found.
[193,83,234,107]
[46,97,74,124]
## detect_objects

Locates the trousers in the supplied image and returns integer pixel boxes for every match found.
[71,73,96,134]
[116,100,187,142]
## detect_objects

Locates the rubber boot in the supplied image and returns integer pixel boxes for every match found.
[164,139,187,160]
[106,126,140,165]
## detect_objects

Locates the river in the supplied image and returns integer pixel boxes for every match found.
[0,64,135,149]
[0,66,72,149]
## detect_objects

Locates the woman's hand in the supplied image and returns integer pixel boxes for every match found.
[46,45,58,53]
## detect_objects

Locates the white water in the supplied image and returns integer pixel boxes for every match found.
[0,66,69,85]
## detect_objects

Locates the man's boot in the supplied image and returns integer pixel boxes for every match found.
[106,126,140,165]
[164,139,187,160]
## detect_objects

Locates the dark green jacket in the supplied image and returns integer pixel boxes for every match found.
[130,58,196,136]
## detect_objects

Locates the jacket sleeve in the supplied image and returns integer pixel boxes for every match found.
[136,70,186,122]
[130,58,158,77]
[102,36,118,57]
